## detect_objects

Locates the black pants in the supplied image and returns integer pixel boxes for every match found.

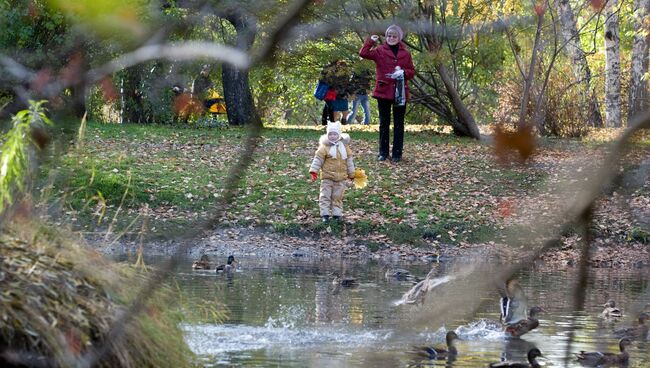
[376,98,406,159]
[321,103,334,125]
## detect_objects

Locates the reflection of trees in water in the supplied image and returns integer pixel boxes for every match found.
[314,279,345,324]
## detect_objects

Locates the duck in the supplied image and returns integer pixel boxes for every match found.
[499,279,529,325]
[384,267,419,282]
[601,299,623,318]
[489,348,543,368]
[398,269,453,305]
[614,311,649,339]
[498,279,543,337]
[410,331,461,360]
[504,306,544,338]
[575,338,631,366]
[192,254,211,270]
[332,272,358,288]
[216,255,236,274]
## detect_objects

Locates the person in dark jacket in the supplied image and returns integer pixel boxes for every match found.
[347,65,373,125]
[359,24,415,162]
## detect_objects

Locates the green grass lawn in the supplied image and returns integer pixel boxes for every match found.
[39,121,650,248]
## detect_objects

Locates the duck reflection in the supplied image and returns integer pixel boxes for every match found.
[500,338,538,363]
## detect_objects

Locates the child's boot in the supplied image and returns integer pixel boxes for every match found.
[333,216,342,222]
[322,215,330,223]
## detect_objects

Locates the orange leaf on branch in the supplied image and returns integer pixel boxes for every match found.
[590,0,605,11]
[28,0,39,18]
[497,198,515,218]
[98,77,118,103]
[59,52,84,86]
[533,3,545,16]
[493,124,536,164]
[30,68,52,93]
[173,93,204,118]
[65,328,82,355]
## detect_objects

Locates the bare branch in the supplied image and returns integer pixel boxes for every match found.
[88,42,250,83]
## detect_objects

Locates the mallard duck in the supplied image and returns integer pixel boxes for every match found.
[216,255,236,273]
[498,278,543,337]
[499,279,529,325]
[410,331,461,360]
[614,311,649,339]
[504,306,544,338]
[601,299,623,318]
[398,268,453,305]
[384,268,419,282]
[575,338,631,366]
[192,254,211,270]
[489,348,542,368]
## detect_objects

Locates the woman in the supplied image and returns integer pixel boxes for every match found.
[359,24,415,162]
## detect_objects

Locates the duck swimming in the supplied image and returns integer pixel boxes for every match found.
[332,272,358,288]
[192,254,211,270]
[601,299,623,318]
[216,255,236,274]
[410,331,461,360]
[489,348,542,368]
[575,338,631,366]
[614,311,649,339]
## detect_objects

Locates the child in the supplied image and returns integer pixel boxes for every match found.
[309,121,355,222]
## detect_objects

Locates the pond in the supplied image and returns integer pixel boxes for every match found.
[153,255,650,367]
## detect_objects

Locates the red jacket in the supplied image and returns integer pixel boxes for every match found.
[359,37,416,101]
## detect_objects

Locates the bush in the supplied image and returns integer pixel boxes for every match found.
[493,64,591,138]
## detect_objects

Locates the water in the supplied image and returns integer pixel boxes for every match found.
[155,256,650,367]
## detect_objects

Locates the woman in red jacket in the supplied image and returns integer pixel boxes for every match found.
[359,24,415,162]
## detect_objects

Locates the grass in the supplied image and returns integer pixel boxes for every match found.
[38,120,650,248]
[0,221,196,368]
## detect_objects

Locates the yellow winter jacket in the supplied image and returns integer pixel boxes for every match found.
[309,134,355,182]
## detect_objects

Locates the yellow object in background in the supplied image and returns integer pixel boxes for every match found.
[353,168,368,189]
[207,90,227,114]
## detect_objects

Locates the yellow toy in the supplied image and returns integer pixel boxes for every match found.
[352,168,368,189]
[207,90,227,114]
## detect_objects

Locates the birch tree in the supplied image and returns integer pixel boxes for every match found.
[517,3,545,129]
[605,0,622,127]
[628,0,650,121]
[554,0,603,127]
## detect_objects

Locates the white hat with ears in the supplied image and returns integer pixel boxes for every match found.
[327,121,342,135]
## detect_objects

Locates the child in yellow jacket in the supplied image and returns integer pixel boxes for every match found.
[309,121,355,223]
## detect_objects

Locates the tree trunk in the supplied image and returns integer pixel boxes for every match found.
[628,0,650,121]
[518,11,544,129]
[605,0,622,127]
[121,66,144,124]
[435,63,480,138]
[221,11,261,126]
[554,0,603,127]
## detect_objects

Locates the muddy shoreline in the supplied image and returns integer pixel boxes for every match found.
[94,227,649,269]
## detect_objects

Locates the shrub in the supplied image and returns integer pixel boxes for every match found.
[493,64,592,138]
[0,222,195,368]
